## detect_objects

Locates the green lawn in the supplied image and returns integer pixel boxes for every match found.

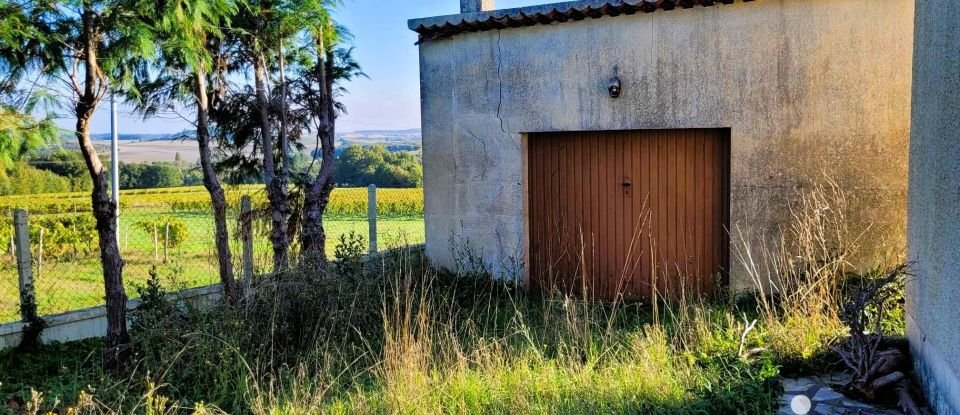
[0,211,424,323]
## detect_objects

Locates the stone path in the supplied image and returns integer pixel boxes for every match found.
[778,372,903,415]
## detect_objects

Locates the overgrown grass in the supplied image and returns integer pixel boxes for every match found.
[0,247,782,414]
[0,181,906,414]
[733,180,906,373]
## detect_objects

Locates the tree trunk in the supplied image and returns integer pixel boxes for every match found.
[196,70,237,303]
[78,8,128,371]
[301,50,336,266]
[302,174,334,266]
[254,53,290,271]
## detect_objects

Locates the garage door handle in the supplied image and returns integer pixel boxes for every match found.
[622,182,632,187]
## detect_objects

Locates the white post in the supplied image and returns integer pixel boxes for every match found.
[368,184,377,254]
[110,94,120,241]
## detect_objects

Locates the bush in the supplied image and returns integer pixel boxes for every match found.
[135,215,189,249]
[129,267,251,410]
[27,214,98,259]
[333,231,366,276]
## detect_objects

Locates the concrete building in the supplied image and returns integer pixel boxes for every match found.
[409,0,913,295]
[908,0,960,413]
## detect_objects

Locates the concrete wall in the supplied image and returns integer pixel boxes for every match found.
[417,0,913,288]
[908,0,960,413]
[0,285,222,350]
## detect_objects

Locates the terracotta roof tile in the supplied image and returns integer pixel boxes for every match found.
[408,0,751,43]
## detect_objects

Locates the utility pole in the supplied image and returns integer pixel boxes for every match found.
[110,93,120,241]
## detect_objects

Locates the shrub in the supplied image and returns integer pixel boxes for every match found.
[30,214,97,259]
[135,215,189,249]
[332,231,366,277]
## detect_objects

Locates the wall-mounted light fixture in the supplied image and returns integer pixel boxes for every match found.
[608,65,622,98]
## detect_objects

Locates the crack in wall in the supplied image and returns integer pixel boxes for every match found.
[466,128,491,181]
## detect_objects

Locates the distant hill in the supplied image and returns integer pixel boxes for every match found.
[341,128,421,137]
[88,131,194,142]
[52,129,422,164]
[336,129,421,147]
[335,129,421,155]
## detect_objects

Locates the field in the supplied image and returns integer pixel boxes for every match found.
[116,140,202,163]
[0,186,425,323]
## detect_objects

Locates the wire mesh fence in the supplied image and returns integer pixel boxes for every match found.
[0,186,424,325]
[0,258,18,324]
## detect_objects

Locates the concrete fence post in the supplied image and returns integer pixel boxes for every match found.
[13,209,37,322]
[153,222,159,262]
[241,196,254,289]
[368,184,377,254]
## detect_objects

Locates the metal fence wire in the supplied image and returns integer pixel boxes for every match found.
[0,186,424,325]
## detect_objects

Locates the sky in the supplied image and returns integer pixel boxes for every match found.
[65,0,545,135]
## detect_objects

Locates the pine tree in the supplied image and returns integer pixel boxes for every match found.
[134,0,241,302]
[0,0,156,370]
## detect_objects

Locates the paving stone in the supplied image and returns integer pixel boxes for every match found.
[812,388,846,402]
[779,374,906,415]
[784,377,820,393]
[820,372,853,387]
[840,398,873,409]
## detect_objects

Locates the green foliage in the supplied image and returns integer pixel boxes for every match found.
[135,215,189,249]
[0,108,59,168]
[0,163,73,196]
[120,162,185,189]
[129,267,251,411]
[334,144,422,188]
[332,230,365,277]
[1,253,786,414]
[0,338,109,413]
[30,149,91,191]
[0,213,100,260]
[29,214,98,259]
[0,186,423,217]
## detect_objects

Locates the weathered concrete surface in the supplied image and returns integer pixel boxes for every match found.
[907,0,960,413]
[416,0,913,289]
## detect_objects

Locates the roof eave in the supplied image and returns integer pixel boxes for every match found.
[408,0,745,42]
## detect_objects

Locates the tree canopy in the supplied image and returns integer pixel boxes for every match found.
[334,144,422,188]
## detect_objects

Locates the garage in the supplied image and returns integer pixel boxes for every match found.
[527,129,730,299]
[411,0,910,296]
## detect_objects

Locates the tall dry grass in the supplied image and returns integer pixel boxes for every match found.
[734,179,878,362]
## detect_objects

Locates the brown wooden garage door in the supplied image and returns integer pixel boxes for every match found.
[527,129,730,300]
